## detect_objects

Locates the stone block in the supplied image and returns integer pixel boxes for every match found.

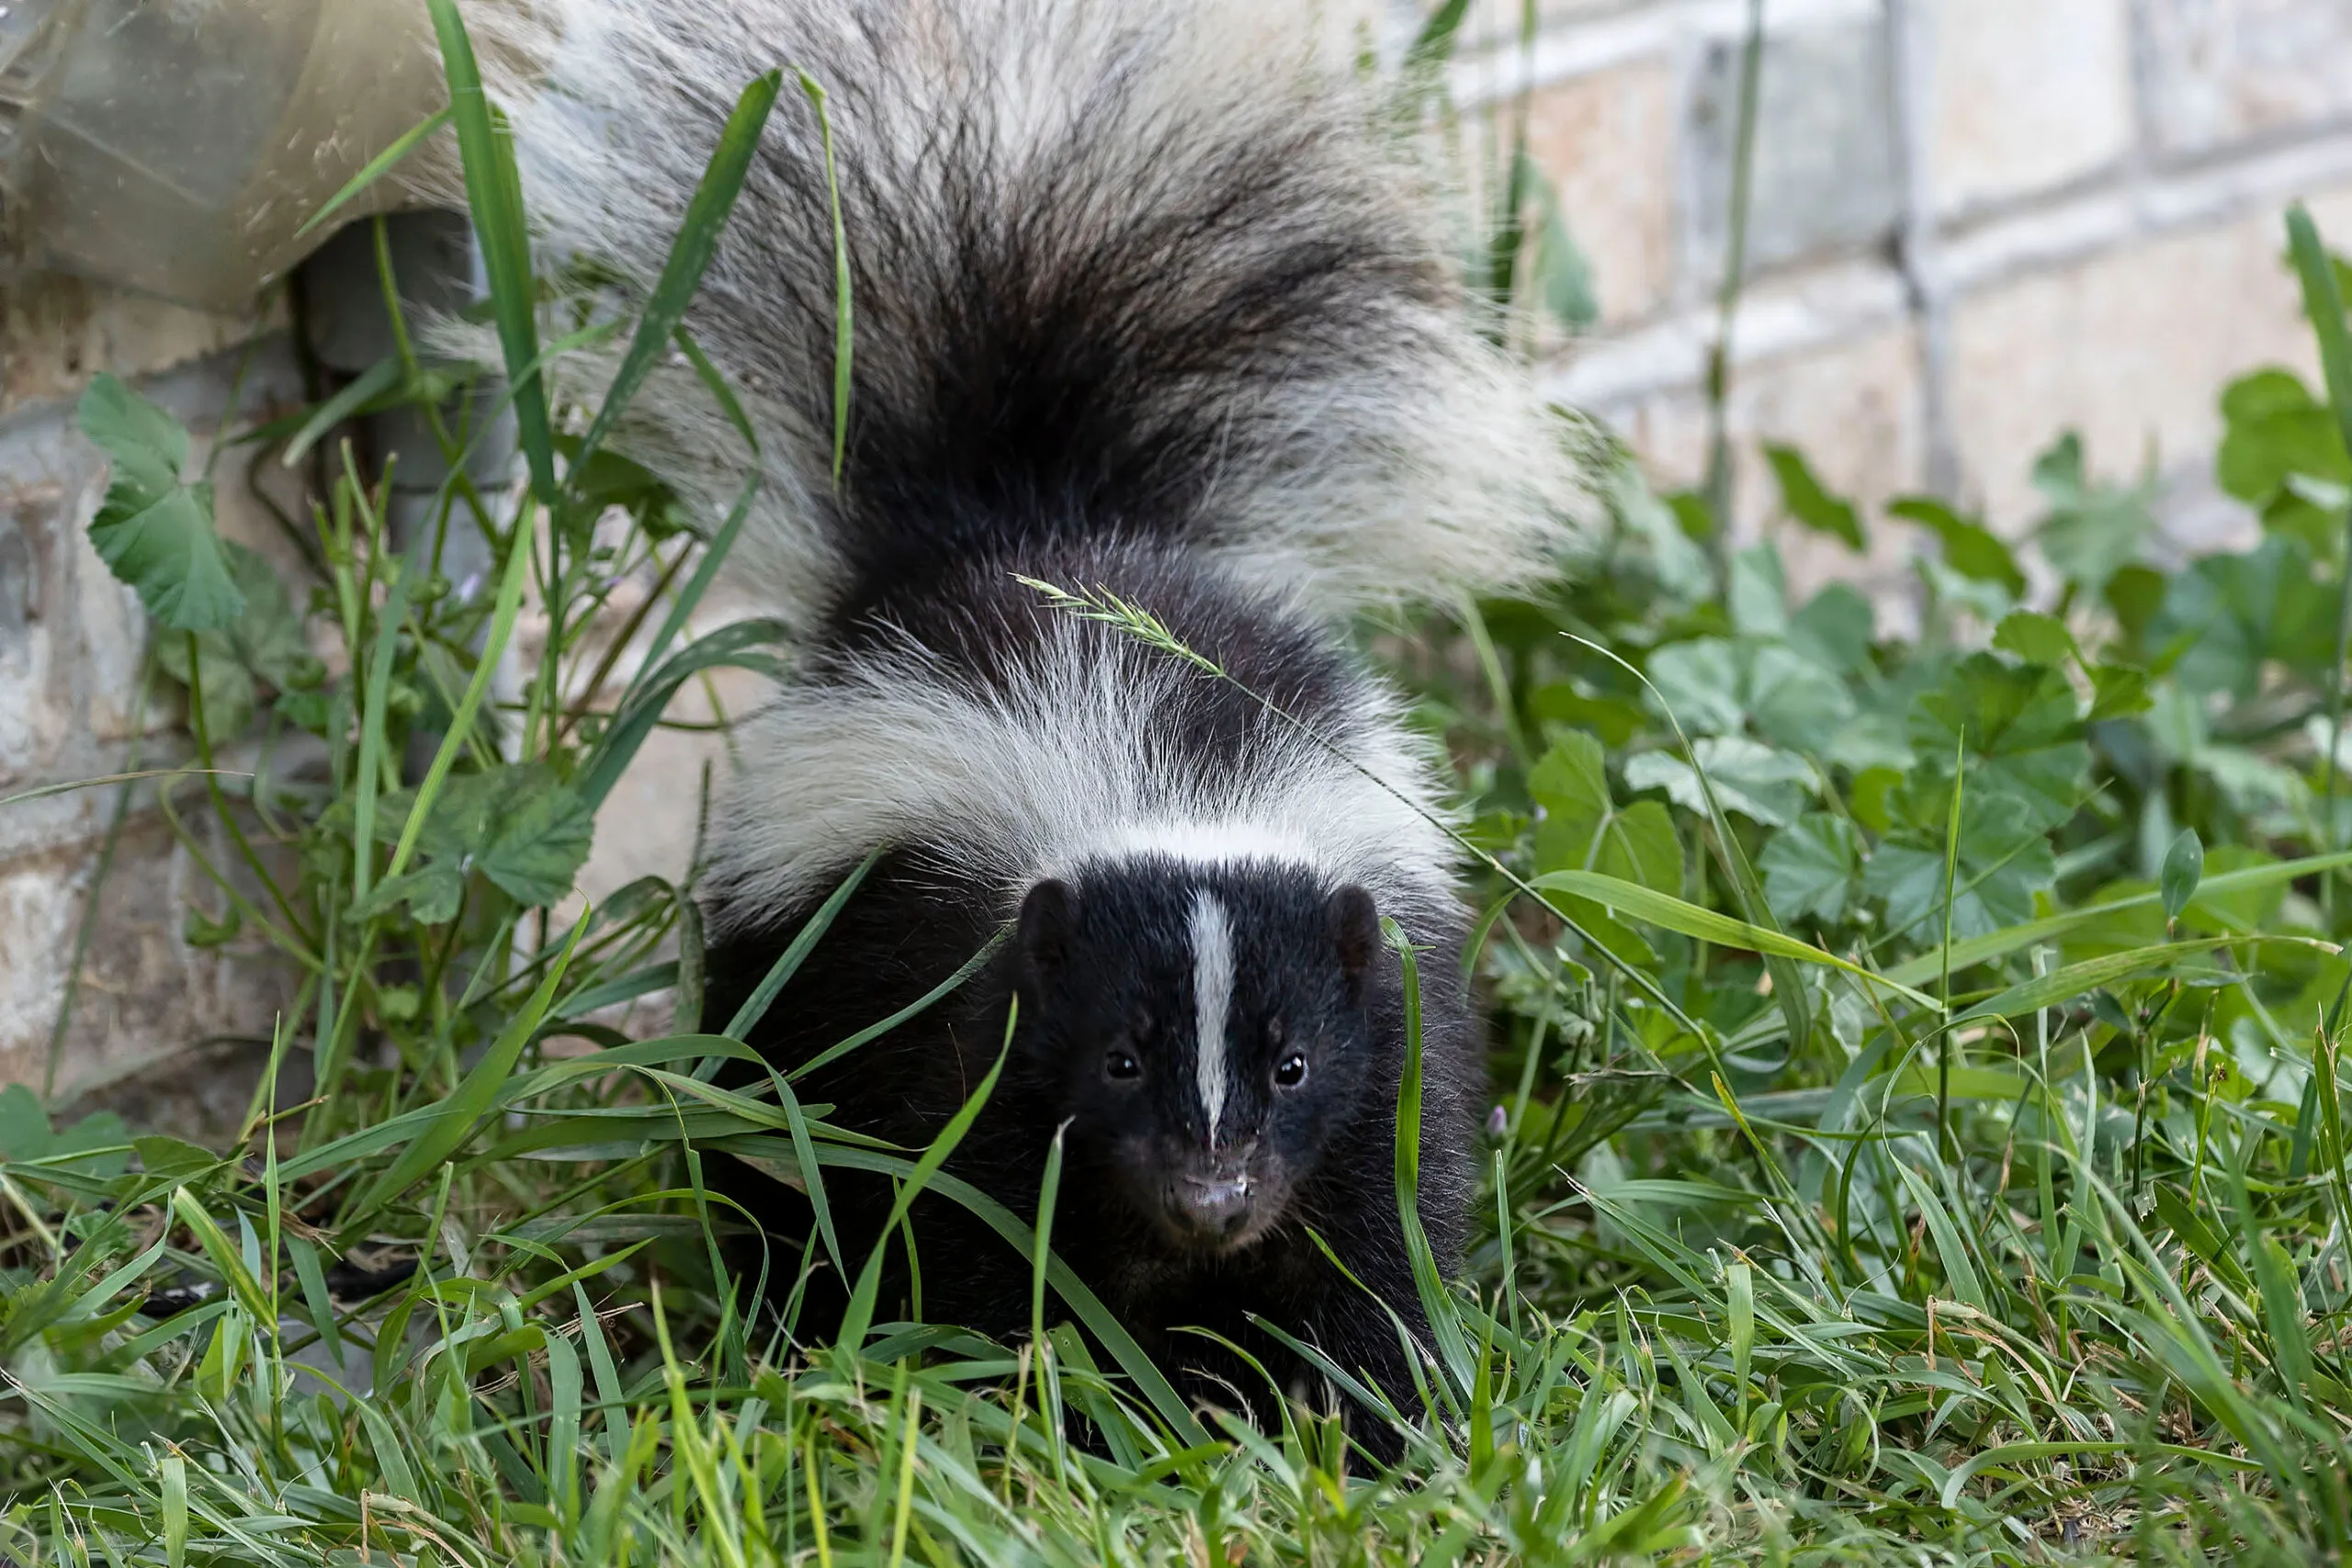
[1687,14,1901,276]
[1600,320,1928,610]
[566,662,767,918]
[0,819,297,1100]
[1944,197,2345,531]
[2138,0,2352,159]
[1522,55,1679,324]
[0,413,100,792]
[0,275,281,419]
[1929,0,2134,213]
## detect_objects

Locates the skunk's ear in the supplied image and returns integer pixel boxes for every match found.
[1017,879,1080,987]
[1328,886,1379,998]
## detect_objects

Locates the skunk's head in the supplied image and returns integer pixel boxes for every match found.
[1012,861,1384,1254]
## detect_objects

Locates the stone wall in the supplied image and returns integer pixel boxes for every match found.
[0,280,302,1107]
[5,0,2351,1112]
[1458,0,2352,601]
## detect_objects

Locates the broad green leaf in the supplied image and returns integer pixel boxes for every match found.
[1992,610,2078,669]
[2216,367,2349,536]
[1759,813,1864,926]
[2160,829,2206,923]
[1906,653,2087,831]
[2150,535,2336,698]
[1531,734,1681,893]
[1866,790,2056,945]
[76,375,243,632]
[1764,444,1864,551]
[2031,431,2156,595]
[131,1136,217,1185]
[1530,733,1683,967]
[1728,545,1790,637]
[2088,661,2153,720]
[1645,637,1852,753]
[1889,495,2025,597]
[1625,737,1814,829]
[353,863,468,926]
[1787,582,1874,673]
[153,543,311,737]
[364,763,594,919]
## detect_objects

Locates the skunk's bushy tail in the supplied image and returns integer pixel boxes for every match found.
[478,0,1591,633]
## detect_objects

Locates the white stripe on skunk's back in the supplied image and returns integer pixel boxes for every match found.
[704,615,1461,927]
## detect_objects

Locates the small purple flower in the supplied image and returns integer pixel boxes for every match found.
[455,570,484,605]
[1486,1104,1509,1138]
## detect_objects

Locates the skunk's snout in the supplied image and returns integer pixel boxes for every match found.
[1174,1173,1251,1238]
[1159,1142,1274,1250]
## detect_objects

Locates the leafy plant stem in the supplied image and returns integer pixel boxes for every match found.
[1702,0,1766,585]
[2286,206,2352,920]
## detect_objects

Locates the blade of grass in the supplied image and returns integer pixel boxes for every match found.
[832,1009,1014,1352]
[1530,869,1939,1010]
[571,74,782,478]
[1385,920,1477,1402]
[2288,204,2352,921]
[425,0,556,502]
[296,107,455,240]
[796,71,854,485]
[345,907,590,1224]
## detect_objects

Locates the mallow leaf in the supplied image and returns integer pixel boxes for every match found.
[1645,637,1853,753]
[1992,610,2078,670]
[1530,731,1684,967]
[1759,812,1865,926]
[2148,536,2335,700]
[2031,431,2156,596]
[1625,737,1815,829]
[1889,495,2025,598]
[1764,445,1865,552]
[1865,790,2056,945]
[1906,654,2087,831]
[364,762,594,920]
[76,373,244,632]
[152,543,311,738]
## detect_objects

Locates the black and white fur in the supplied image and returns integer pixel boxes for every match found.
[470,0,1591,1450]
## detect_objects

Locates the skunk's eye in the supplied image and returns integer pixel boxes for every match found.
[1104,1048,1142,1081]
[1273,1052,1308,1089]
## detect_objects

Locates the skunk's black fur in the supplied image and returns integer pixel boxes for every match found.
[477,0,1590,1453]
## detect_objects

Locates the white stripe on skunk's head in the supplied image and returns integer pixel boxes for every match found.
[1187,889,1238,1148]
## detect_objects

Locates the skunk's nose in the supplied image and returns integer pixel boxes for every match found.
[1173,1173,1251,1239]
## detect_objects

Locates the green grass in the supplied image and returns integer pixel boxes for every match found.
[7,8,2352,1564]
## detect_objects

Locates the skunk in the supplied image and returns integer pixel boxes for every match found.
[476,0,1591,1450]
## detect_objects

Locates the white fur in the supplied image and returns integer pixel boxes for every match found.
[704,615,1460,922]
[1188,891,1237,1147]
[452,0,1597,639]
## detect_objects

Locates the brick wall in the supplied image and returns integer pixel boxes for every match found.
[0,280,302,1111]
[5,0,2350,1117]
[1456,0,2352,604]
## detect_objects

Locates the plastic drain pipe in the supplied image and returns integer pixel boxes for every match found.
[4,0,523,768]
[2,0,519,559]
[0,0,461,310]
